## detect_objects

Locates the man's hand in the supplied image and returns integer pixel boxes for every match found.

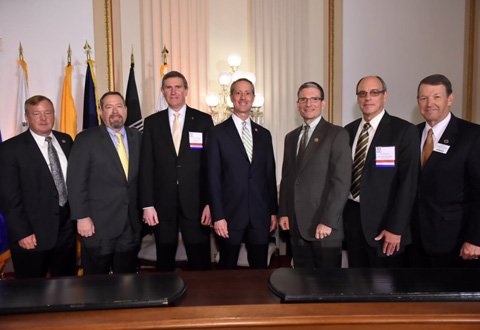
[201,205,212,226]
[315,224,332,239]
[460,242,480,260]
[18,234,37,250]
[143,207,159,226]
[77,217,95,237]
[270,215,278,232]
[214,219,229,238]
[375,230,401,256]
[279,216,290,230]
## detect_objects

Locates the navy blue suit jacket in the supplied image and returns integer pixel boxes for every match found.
[205,117,278,233]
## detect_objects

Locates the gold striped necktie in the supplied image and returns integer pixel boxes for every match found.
[351,122,371,198]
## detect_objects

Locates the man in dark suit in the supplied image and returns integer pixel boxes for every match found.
[206,78,278,269]
[67,91,142,275]
[140,71,214,271]
[278,82,351,268]
[0,95,76,278]
[343,76,420,267]
[411,74,480,267]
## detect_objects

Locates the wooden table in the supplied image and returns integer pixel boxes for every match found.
[1,268,480,329]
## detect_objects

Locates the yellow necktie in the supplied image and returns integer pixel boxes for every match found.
[115,133,129,179]
[172,112,181,155]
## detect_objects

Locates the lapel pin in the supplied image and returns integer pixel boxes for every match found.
[61,139,66,143]
[255,128,258,132]
[314,138,319,142]
[443,139,449,144]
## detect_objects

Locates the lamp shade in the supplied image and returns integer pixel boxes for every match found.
[218,72,232,86]
[206,93,219,107]
[253,94,264,107]
[227,53,242,68]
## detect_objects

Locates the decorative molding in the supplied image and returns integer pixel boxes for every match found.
[104,0,114,91]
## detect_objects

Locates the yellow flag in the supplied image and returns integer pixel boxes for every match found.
[60,65,77,139]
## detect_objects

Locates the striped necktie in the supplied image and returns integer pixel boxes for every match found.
[115,133,129,179]
[242,121,253,163]
[351,122,371,198]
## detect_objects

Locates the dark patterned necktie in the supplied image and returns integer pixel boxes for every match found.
[351,123,371,198]
[45,137,68,206]
[297,124,310,166]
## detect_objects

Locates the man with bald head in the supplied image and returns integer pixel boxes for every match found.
[343,76,420,267]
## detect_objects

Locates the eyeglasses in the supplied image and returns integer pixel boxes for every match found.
[356,90,385,98]
[298,97,323,103]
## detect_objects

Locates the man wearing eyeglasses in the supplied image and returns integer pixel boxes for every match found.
[343,76,419,267]
[279,82,351,268]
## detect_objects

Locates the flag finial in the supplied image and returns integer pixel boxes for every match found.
[19,42,24,61]
[67,44,72,66]
[84,41,92,61]
[162,45,169,65]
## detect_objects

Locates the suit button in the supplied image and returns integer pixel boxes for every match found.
[176,165,181,168]
[248,175,252,179]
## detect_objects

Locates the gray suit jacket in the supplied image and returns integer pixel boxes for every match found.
[67,125,142,239]
[279,118,351,241]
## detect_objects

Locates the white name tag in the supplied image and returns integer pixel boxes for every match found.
[434,143,450,154]
[376,146,395,167]
[189,132,203,149]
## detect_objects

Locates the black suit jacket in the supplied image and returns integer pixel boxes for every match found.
[206,117,278,231]
[0,130,73,250]
[139,107,214,222]
[279,119,351,241]
[416,114,480,255]
[67,125,142,239]
[344,112,420,253]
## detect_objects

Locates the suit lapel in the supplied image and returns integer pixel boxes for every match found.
[290,126,302,173]
[24,131,51,174]
[423,115,458,169]
[52,131,71,157]
[126,127,139,182]
[224,117,249,161]
[364,112,391,168]
[251,121,262,164]
[178,107,193,157]
[297,120,327,172]
[158,110,177,157]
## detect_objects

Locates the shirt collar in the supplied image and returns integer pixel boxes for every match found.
[168,104,187,118]
[361,109,385,131]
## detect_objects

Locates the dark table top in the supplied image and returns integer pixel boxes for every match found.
[0,272,186,314]
[269,267,480,303]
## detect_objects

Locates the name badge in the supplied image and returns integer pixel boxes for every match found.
[189,132,203,149]
[376,146,395,167]
[434,143,450,154]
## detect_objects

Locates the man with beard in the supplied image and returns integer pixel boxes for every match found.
[68,92,142,275]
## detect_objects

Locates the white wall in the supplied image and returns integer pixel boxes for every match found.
[342,0,466,126]
[0,0,95,140]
